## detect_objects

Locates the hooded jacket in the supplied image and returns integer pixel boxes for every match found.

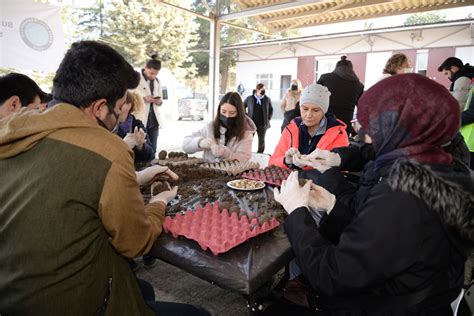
[0,104,164,315]
[317,67,364,129]
[182,115,257,162]
[286,160,473,315]
[269,116,349,168]
[450,64,474,111]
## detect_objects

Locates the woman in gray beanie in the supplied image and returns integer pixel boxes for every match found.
[269,83,349,168]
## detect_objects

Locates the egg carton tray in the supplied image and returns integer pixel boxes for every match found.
[152,157,205,167]
[199,159,259,176]
[241,166,291,186]
[163,202,280,255]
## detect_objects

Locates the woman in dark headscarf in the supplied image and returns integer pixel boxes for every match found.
[269,74,473,315]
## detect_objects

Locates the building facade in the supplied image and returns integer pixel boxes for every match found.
[229,20,474,118]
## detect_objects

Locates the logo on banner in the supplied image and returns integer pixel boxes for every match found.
[19,18,54,51]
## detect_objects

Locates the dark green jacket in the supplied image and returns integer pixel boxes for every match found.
[0,104,166,315]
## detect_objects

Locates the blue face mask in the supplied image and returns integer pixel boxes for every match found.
[219,114,237,128]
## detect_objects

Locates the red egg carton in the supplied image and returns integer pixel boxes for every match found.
[241,166,291,186]
[162,202,280,255]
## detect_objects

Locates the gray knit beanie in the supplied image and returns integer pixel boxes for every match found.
[299,83,331,113]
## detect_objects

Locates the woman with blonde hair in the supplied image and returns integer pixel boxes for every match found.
[382,53,412,78]
[117,90,155,163]
[280,79,303,131]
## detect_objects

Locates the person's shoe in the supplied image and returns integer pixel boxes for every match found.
[142,254,157,268]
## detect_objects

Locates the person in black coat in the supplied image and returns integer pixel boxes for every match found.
[317,56,364,136]
[269,74,473,315]
[244,83,273,153]
[117,91,155,163]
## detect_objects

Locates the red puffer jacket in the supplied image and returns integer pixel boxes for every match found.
[269,117,349,168]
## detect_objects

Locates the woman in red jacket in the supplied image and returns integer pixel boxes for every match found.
[269,83,349,168]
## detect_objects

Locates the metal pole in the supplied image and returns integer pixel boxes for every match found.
[208,13,221,119]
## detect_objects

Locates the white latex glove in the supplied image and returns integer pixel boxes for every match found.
[123,133,138,150]
[274,171,312,214]
[309,183,336,214]
[199,138,215,149]
[351,119,361,134]
[150,185,178,205]
[210,144,230,159]
[304,149,341,172]
[136,165,179,186]
[133,127,146,150]
[284,147,299,165]
[291,154,307,168]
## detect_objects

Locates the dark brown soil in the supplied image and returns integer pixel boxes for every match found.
[139,162,286,222]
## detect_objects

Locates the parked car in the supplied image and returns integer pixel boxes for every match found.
[178,92,208,121]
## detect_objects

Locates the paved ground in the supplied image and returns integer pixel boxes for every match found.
[136,258,250,315]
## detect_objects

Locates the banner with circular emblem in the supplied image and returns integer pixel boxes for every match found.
[0,0,64,71]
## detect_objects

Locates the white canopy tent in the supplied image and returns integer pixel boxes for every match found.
[154,0,473,114]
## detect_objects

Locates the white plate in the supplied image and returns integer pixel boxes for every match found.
[227,179,266,191]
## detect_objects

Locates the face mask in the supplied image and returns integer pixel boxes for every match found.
[260,89,265,96]
[219,114,237,128]
[97,103,119,132]
[291,84,298,91]
[111,119,120,134]
[403,67,413,74]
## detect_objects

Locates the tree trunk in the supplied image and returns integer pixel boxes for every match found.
[220,54,231,94]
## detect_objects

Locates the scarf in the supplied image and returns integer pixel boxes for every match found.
[357,74,460,173]
[119,115,133,134]
[254,94,264,105]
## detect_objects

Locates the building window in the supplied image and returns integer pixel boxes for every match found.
[416,51,428,76]
[256,74,273,90]
[315,57,340,81]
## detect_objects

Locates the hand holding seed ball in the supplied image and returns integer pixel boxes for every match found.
[136,165,179,186]
[150,183,178,205]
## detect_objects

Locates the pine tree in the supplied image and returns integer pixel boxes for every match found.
[103,0,198,75]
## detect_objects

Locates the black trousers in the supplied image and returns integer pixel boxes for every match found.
[137,278,210,316]
[256,126,267,153]
[147,125,159,154]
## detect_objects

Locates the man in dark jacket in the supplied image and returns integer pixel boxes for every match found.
[317,56,364,136]
[244,83,273,153]
[438,57,474,111]
[269,74,473,315]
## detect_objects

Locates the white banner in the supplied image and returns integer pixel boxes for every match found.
[0,0,65,72]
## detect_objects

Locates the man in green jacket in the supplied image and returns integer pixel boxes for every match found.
[0,41,209,316]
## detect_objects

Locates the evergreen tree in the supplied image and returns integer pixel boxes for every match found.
[404,12,446,26]
[103,0,198,75]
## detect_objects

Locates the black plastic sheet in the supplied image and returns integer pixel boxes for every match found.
[144,164,293,295]
[150,225,293,295]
